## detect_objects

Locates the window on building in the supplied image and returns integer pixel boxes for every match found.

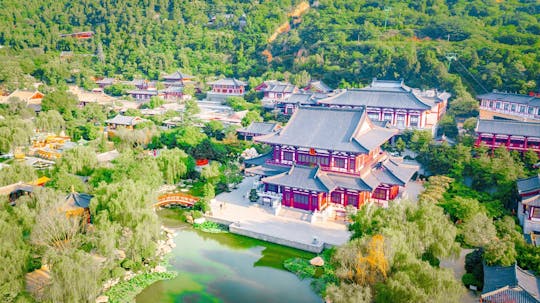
[293,193,309,205]
[489,101,493,108]
[528,107,535,115]
[368,112,379,121]
[520,106,526,113]
[410,115,419,127]
[372,188,387,200]
[396,115,405,127]
[283,151,294,161]
[383,113,393,121]
[504,103,509,110]
[347,194,358,207]
[511,104,516,112]
[334,158,346,168]
[496,102,501,109]
[532,207,540,219]
[267,184,278,193]
[331,192,341,204]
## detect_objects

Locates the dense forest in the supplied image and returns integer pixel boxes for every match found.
[1,0,539,99]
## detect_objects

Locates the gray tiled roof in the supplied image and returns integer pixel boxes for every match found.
[244,163,289,176]
[476,119,540,138]
[163,71,194,80]
[282,93,316,104]
[238,122,280,136]
[127,89,158,95]
[65,192,93,208]
[327,173,374,191]
[318,89,433,110]
[208,78,247,86]
[163,86,184,93]
[264,82,297,93]
[517,175,540,194]
[95,78,115,84]
[256,107,397,153]
[262,166,329,192]
[482,264,540,303]
[105,115,144,126]
[243,152,273,166]
[478,92,540,107]
[305,80,333,93]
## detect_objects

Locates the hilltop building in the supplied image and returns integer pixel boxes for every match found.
[475,119,540,155]
[477,91,540,122]
[162,71,195,87]
[517,174,540,237]
[317,79,450,131]
[247,107,417,212]
[207,78,247,101]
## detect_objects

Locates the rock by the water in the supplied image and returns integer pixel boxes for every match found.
[194,217,206,224]
[153,265,167,273]
[310,256,324,267]
[96,295,109,303]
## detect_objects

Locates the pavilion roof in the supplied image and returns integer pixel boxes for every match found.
[208,78,247,86]
[262,165,330,192]
[304,80,333,93]
[372,157,419,186]
[105,114,145,126]
[476,119,540,138]
[163,71,194,80]
[478,91,540,107]
[255,107,397,153]
[238,122,280,136]
[62,192,93,211]
[281,93,317,105]
[517,174,540,195]
[482,264,540,303]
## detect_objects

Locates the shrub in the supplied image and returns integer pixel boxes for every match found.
[121,259,135,270]
[462,273,480,288]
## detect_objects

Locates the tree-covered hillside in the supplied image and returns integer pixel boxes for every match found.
[0,0,539,97]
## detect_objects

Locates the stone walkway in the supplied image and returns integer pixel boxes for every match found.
[209,176,350,251]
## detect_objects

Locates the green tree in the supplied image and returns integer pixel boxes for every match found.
[41,90,78,120]
[36,110,65,133]
[56,146,98,176]
[460,213,497,248]
[156,148,191,184]
[0,162,37,186]
[241,110,263,127]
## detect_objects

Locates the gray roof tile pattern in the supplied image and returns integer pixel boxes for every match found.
[478,92,540,107]
[163,71,194,80]
[262,166,329,192]
[370,157,418,186]
[264,83,297,93]
[65,192,93,208]
[238,122,280,136]
[256,107,397,153]
[282,93,316,104]
[305,80,333,93]
[105,115,144,126]
[517,175,540,194]
[244,163,289,176]
[476,119,540,138]
[482,264,540,302]
[127,89,158,95]
[318,89,433,110]
[208,78,247,86]
[327,173,374,191]
[243,152,273,166]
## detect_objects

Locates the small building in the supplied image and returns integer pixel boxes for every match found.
[277,92,319,115]
[481,264,540,303]
[127,89,158,101]
[68,86,116,107]
[237,122,281,140]
[162,86,187,100]
[251,106,418,212]
[256,81,298,108]
[317,79,450,131]
[95,77,115,88]
[478,91,540,122]
[105,114,146,130]
[62,191,93,223]
[0,90,45,113]
[162,71,195,87]
[475,119,540,155]
[207,78,247,101]
[131,79,156,90]
[303,80,333,94]
[517,174,540,235]
[0,182,34,204]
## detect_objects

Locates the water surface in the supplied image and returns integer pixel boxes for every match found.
[136,209,323,303]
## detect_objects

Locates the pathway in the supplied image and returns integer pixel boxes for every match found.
[210,176,350,251]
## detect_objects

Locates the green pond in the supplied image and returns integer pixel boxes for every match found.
[136,209,323,303]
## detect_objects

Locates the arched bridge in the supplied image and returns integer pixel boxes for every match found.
[154,193,199,208]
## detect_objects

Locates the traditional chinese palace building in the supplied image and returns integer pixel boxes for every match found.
[517,174,540,236]
[237,122,281,140]
[256,81,298,108]
[475,119,540,155]
[207,78,247,101]
[317,79,450,131]
[477,91,540,122]
[162,71,195,87]
[248,107,418,211]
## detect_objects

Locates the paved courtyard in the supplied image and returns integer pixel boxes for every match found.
[210,176,351,249]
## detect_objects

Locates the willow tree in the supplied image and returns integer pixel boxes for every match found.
[0,161,37,186]
[56,146,98,176]
[156,148,190,184]
[36,110,65,133]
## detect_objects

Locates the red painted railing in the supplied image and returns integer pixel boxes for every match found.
[155,193,199,208]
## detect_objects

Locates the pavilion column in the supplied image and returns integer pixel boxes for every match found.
[492,135,496,148]
[405,112,410,127]
[506,136,511,147]
[524,137,528,150]
[392,111,396,125]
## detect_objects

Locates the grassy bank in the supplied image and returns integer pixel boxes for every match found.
[193,221,229,233]
[105,271,178,303]
[284,249,338,295]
